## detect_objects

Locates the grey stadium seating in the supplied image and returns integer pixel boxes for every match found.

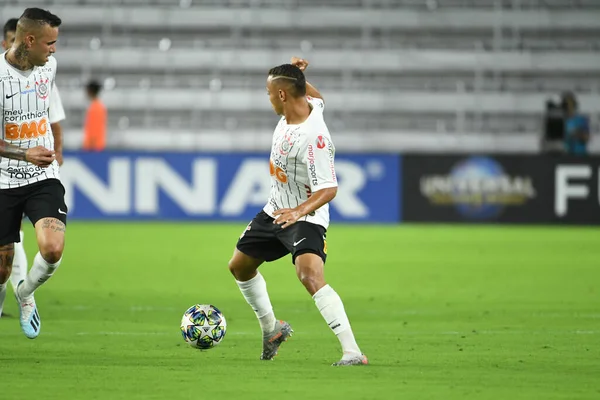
[1,0,599,152]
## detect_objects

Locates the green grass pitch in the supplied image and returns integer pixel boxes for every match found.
[1,222,598,399]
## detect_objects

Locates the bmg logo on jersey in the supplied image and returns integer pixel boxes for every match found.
[270,159,288,183]
[4,110,49,140]
[4,118,48,140]
[60,152,401,223]
[4,118,49,140]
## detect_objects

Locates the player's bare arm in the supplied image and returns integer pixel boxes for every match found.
[273,187,337,229]
[0,139,27,161]
[0,140,55,167]
[290,57,324,102]
[304,81,323,102]
[51,122,64,165]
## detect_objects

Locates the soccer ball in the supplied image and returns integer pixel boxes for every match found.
[180,304,227,349]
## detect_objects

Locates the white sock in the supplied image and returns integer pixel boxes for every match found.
[0,282,6,317]
[19,252,61,299]
[10,230,28,291]
[313,284,362,358]
[236,272,276,334]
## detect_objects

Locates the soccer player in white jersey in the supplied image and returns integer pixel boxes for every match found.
[229,57,367,366]
[2,17,66,315]
[0,8,67,339]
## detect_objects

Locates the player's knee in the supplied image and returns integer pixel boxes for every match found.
[297,269,321,286]
[295,255,326,294]
[40,243,64,264]
[297,273,326,296]
[228,252,260,281]
[228,255,248,278]
[227,257,238,276]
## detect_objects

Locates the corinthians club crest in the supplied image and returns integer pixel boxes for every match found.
[35,78,50,100]
[279,134,294,155]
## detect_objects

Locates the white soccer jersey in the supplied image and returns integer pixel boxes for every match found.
[48,84,65,124]
[263,96,337,229]
[0,52,59,189]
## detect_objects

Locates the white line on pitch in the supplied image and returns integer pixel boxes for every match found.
[42,306,600,320]
[0,330,598,337]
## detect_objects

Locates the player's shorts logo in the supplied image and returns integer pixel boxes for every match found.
[36,78,49,100]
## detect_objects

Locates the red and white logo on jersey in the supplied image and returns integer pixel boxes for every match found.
[316,135,326,149]
[35,78,49,100]
[279,134,294,155]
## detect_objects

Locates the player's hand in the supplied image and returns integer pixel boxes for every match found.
[25,146,55,167]
[273,208,303,229]
[55,149,64,166]
[291,57,309,71]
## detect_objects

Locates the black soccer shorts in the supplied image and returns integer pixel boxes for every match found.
[0,178,68,246]
[236,210,327,264]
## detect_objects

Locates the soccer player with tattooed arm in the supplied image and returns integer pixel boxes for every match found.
[0,8,68,339]
[227,56,368,366]
[2,16,66,317]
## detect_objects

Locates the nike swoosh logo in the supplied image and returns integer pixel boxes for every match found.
[58,208,67,215]
[293,238,306,246]
[5,92,18,99]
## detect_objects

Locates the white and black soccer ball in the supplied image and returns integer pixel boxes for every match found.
[180,304,227,349]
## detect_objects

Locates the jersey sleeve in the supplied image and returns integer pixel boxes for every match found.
[302,133,337,192]
[306,95,325,112]
[48,84,66,124]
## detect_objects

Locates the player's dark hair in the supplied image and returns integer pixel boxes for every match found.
[268,64,306,97]
[19,8,62,29]
[3,18,18,40]
[87,80,102,97]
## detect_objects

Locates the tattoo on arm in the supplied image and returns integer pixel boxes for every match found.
[0,140,27,161]
[41,218,66,233]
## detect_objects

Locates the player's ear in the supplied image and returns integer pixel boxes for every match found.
[278,89,286,102]
[25,34,35,47]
